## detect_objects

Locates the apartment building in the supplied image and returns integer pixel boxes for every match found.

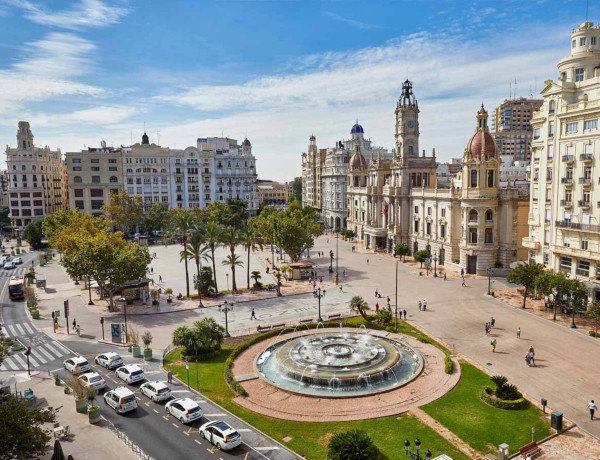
[257,179,288,206]
[525,21,600,299]
[5,122,65,232]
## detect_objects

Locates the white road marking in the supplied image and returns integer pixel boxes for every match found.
[31,352,47,364]
[206,448,213,454]
[183,431,190,436]
[236,429,252,432]
[0,358,16,370]
[23,323,35,334]
[162,416,169,421]
[44,342,66,357]
[170,390,188,393]
[194,440,202,446]
[10,354,27,368]
[28,355,40,367]
[254,447,280,451]
[204,413,226,417]
[143,371,160,374]
[37,345,55,361]
[172,423,179,428]
[153,409,159,413]
[52,341,71,354]
[6,325,16,336]
[15,324,25,335]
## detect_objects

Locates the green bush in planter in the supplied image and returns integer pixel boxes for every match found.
[141,331,153,360]
[55,374,62,386]
[31,310,40,319]
[88,405,101,424]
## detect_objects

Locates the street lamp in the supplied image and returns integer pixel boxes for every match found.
[569,296,577,329]
[395,259,399,332]
[403,438,431,459]
[329,250,334,273]
[432,251,438,277]
[487,267,494,295]
[314,287,326,322]
[220,301,234,338]
[119,295,128,342]
[335,233,339,285]
[24,346,31,376]
[226,273,230,292]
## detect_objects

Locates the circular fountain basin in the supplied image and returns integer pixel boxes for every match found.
[255,332,423,398]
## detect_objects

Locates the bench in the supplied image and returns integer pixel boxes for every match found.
[519,441,541,458]
[299,319,313,324]
[271,323,285,329]
[257,325,272,333]
[327,314,341,320]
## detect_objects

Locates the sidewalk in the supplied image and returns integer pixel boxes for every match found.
[0,370,138,460]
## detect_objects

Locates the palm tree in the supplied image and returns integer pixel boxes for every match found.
[222,254,243,293]
[172,209,194,297]
[180,226,211,305]
[241,226,262,289]
[204,220,223,293]
[250,270,262,288]
[349,296,370,321]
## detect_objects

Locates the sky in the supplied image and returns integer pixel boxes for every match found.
[0,0,596,182]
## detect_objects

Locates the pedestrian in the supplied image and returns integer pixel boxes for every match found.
[266,266,270,274]
[444,272,447,280]
[387,296,390,304]
[250,308,256,320]
[418,301,422,311]
[375,302,379,312]
[159,275,163,283]
[367,259,369,264]
[72,318,76,330]
[167,369,173,383]
[461,276,466,287]
[525,353,531,367]
[403,309,407,319]
[423,300,427,310]
[343,270,346,278]
[151,267,154,274]
[375,289,379,297]
[491,339,497,352]
[460,268,464,277]
[387,300,391,310]
[339,284,343,292]
[76,324,81,336]
[490,317,495,328]
[529,345,535,357]
[517,327,521,339]
[529,351,536,366]
[485,323,489,335]
[588,400,598,420]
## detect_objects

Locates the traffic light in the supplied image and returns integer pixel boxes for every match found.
[24,346,31,356]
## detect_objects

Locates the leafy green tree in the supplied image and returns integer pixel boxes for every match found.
[569,278,588,327]
[102,189,143,232]
[327,429,380,460]
[586,301,600,336]
[204,221,224,293]
[241,226,262,289]
[345,230,355,240]
[196,266,215,296]
[172,318,224,357]
[41,208,80,240]
[0,207,11,230]
[349,296,370,321]
[44,212,108,256]
[0,398,57,460]
[142,203,169,233]
[291,177,302,204]
[222,254,243,293]
[180,227,211,302]
[507,261,545,309]
[171,209,194,297]
[23,221,43,249]
[207,200,248,229]
[414,249,430,268]
[394,243,408,259]
[251,270,262,288]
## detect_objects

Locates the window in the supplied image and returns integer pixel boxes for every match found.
[90,189,103,197]
[441,208,446,218]
[72,166,82,171]
[91,159,99,164]
[109,159,117,164]
[427,207,432,216]
[91,166,100,171]
[544,252,549,265]
[469,209,478,222]
[544,230,550,245]
[469,228,478,244]
[572,39,576,48]
[470,170,478,187]
[549,100,555,113]
[485,210,493,222]
[74,189,83,198]
[414,220,419,232]
[109,176,118,183]
[73,176,82,183]
[109,167,117,171]
[581,238,589,250]
[487,170,494,187]
[584,119,598,132]
[592,37,597,45]
[440,224,446,238]
[533,128,541,139]
[560,256,572,272]
[577,260,590,277]
[426,222,431,235]
[547,144,554,160]
[546,168,552,182]
[127,187,134,194]
[414,206,419,214]
[485,228,493,244]
[566,122,578,134]
[580,37,586,46]
[549,123,555,137]
[91,176,100,183]
[575,68,584,82]
[563,234,570,248]
[72,159,81,164]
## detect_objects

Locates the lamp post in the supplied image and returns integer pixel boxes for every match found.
[487,267,494,295]
[335,233,339,285]
[403,438,431,459]
[314,287,325,322]
[569,296,577,329]
[226,273,229,292]
[220,301,233,338]
[87,276,94,305]
[119,295,128,341]
[395,259,399,332]
[24,346,31,376]
[432,251,438,277]
[329,250,334,273]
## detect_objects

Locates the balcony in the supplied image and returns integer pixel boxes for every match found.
[580,153,593,163]
[561,178,573,186]
[579,177,592,186]
[578,200,591,209]
[562,155,574,163]
[556,220,600,233]
[522,237,540,250]
[560,200,573,208]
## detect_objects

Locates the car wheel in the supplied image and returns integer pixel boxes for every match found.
[180,416,185,423]
[217,443,223,450]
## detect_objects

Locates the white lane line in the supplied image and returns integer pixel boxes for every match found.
[235,429,252,432]
[6,325,16,336]
[153,409,159,414]
[206,448,213,454]
[183,431,189,436]
[162,416,169,421]
[254,447,280,451]
[37,345,55,361]
[11,354,27,368]
[171,423,179,428]
[23,323,35,334]
[28,355,40,367]
[143,371,160,374]
[31,352,47,364]
[170,390,188,393]
[44,342,66,357]
[15,324,25,335]
[0,358,17,370]
[204,413,226,417]
[110,378,118,384]
[52,341,71,354]
[194,440,202,446]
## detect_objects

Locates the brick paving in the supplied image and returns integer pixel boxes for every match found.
[538,427,600,459]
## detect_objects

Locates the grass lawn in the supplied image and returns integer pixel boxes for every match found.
[422,361,551,455]
[165,346,469,460]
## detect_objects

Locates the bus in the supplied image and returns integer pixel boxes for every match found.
[9,275,25,300]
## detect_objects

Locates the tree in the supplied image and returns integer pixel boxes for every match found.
[327,429,379,460]
[45,212,108,256]
[394,243,408,260]
[142,203,169,233]
[586,301,600,336]
[207,200,248,229]
[204,221,224,293]
[41,208,80,241]
[102,189,143,232]
[345,230,355,240]
[569,278,588,327]
[291,177,302,204]
[0,207,11,230]
[414,250,430,268]
[0,398,57,460]
[180,227,211,302]
[251,270,262,288]
[222,254,243,293]
[241,226,262,289]
[23,221,43,249]
[196,266,216,296]
[171,209,194,297]
[349,296,370,321]
[172,318,224,357]
[507,261,545,309]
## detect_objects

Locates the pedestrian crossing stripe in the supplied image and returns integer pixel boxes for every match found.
[5,322,36,337]
[0,267,28,277]
[0,340,70,371]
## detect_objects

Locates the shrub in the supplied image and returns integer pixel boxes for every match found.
[444,355,453,374]
[480,387,528,410]
[375,309,392,325]
[590,330,599,337]
[173,318,224,358]
[496,383,522,401]
[327,429,380,460]
[490,375,508,388]
[141,331,153,350]
[127,325,140,347]
[417,334,432,344]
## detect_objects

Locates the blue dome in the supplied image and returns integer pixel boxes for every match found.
[351,123,364,134]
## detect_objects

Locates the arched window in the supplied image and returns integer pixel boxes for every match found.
[21,165,26,171]
[12,165,16,171]
[161,168,167,173]
[485,210,493,222]
[469,209,478,222]
[470,169,478,187]
[126,168,133,173]
[110,176,118,183]
[31,165,36,172]
[74,176,82,183]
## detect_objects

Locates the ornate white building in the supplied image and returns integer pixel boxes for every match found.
[347,81,530,274]
[6,122,65,232]
[525,21,600,299]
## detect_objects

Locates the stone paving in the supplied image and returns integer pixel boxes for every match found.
[231,327,460,422]
[538,427,600,459]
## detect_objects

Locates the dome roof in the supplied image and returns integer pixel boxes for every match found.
[348,151,367,172]
[467,131,496,159]
[242,138,251,147]
[351,123,364,134]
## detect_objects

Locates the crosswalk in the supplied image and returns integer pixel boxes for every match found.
[0,339,71,371]
[0,267,29,277]
[3,322,36,337]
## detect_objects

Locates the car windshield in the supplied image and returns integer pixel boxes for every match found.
[131,370,143,376]
[122,395,136,403]
[78,361,89,367]
[110,356,121,361]
[90,376,103,383]
[157,388,169,394]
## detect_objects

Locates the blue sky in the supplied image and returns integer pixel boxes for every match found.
[0,0,596,181]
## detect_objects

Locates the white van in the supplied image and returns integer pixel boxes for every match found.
[103,386,138,414]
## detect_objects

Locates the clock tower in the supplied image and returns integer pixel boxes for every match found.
[395,79,419,158]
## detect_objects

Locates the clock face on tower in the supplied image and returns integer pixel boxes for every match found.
[407,120,415,129]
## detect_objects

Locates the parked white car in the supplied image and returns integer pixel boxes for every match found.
[12,257,22,265]
[94,352,123,369]
[103,387,138,414]
[79,372,106,391]
[199,421,242,451]
[63,356,91,374]
[140,381,171,402]
[3,261,15,270]
[0,256,9,265]
[165,398,203,424]
[116,364,144,384]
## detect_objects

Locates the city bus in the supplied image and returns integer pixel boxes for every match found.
[8,275,25,300]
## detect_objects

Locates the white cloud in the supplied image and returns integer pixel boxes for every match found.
[26,105,137,127]
[1,0,128,30]
[322,11,383,30]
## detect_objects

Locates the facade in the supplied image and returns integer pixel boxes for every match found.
[66,142,124,216]
[525,21,600,299]
[346,81,529,274]
[257,180,288,207]
[301,135,326,212]
[6,122,65,232]
[0,171,9,208]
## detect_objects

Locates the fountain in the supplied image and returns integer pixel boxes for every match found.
[255,331,423,398]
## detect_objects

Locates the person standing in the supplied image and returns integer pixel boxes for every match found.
[72,318,76,330]
[517,327,521,339]
[403,309,407,320]
[423,300,427,310]
[588,400,598,420]
[167,370,173,383]
[525,353,531,367]
[490,317,495,328]
[366,259,369,264]
[250,308,256,320]
[529,351,536,367]
[491,339,497,352]
[375,302,379,312]
[444,272,447,281]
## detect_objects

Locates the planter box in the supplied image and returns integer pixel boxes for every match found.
[31,310,40,319]
[75,399,88,414]
[143,349,152,360]
[88,407,101,424]
[131,346,142,357]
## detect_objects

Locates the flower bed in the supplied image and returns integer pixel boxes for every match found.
[480,387,528,410]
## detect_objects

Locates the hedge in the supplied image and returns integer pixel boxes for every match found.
[480,387,528,410]
[444,355,453,374]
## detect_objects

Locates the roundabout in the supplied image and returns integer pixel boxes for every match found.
[231,327,460,422]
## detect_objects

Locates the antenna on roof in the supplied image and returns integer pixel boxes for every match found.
[157,130,160,145]
[130,128,132,145]
[514,78,517,99]
[586,0,589,21]
[509,81,511,99]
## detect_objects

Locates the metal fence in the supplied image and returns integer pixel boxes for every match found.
[105,417,152,460]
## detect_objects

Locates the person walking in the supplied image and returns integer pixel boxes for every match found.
[343,270,346,278]
[491,339,497,352]
[490,317,495,328]
[375,289,379,298]
[76,324,81,337]
[339,284,343,292]
[525,353,531,367]
[485,323,489,335]
[403,309,407,320]
[423,300,427,310]
[366,259,369,264]
[529,351,536,366]
[250,308,256,320]
[461,276,466,287]
[418,301,422,311]
[375,302,379,312]
[151,267,154,274]
[72,318,76,330]
[517,327,521,339]
[159,275,163,283]
[444,272,447,281]
[588,400,598,420]
[167,370,173,383]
